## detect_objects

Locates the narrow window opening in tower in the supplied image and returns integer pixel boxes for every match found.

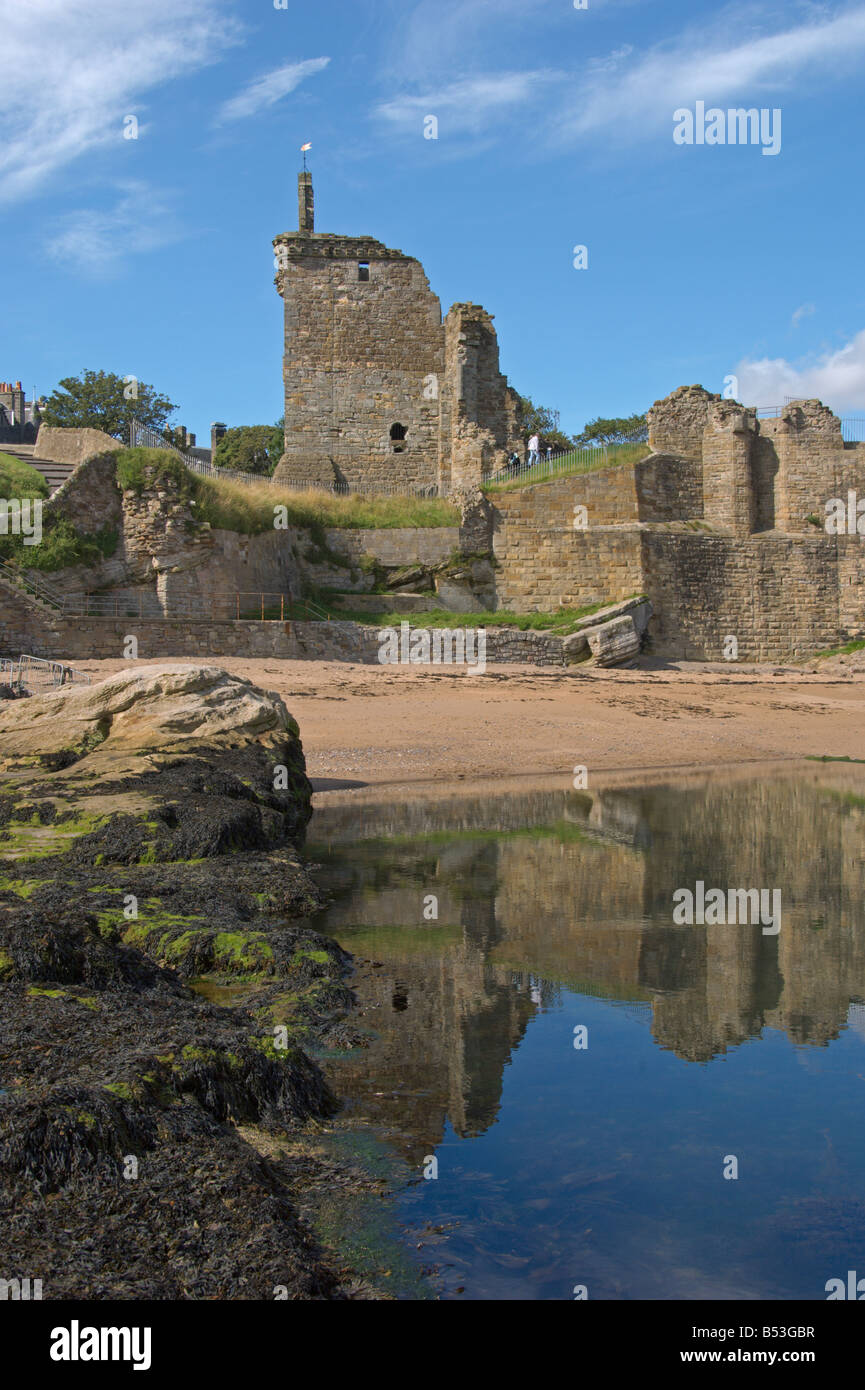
[390,423,407,453]
[358,262,370,282]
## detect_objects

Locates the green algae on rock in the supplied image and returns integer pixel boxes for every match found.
[0,664,394,1300]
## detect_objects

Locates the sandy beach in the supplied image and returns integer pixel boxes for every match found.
[73,656,865,798]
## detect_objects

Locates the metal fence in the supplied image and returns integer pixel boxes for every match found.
[0,558,68,609]
[487,440,647,487]
[0,654,91,691]
[758,406,865,441]
[49,590,331,622]
[0,559,331,623]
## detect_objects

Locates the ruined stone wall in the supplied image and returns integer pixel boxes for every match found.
[640,530,848,661]
[760,405,847,532]
[443,305,521,489]
[647,385,720,462]
[490,472,644,611]
[34,425,121,467]
[647,387,865,537]
[0,584,566,667]
[634,453,703,521]
[273,234,444,490]
[485,456,865,657]
[320,526,460,569]
[492,523,644,615]
[701,402,759,534]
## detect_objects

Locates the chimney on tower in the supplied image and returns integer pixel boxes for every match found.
[298,171,314,233]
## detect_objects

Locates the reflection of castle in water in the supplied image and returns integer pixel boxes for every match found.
[309,773,865,1158]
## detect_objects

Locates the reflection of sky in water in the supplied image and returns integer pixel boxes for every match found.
[307,774,865,1300]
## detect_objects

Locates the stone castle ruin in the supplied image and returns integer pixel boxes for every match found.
[5,182,865,670]
[645,385,853,536]
[272,172,521,493]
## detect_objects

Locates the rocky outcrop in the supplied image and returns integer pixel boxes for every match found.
[0,664,394,1299]
[0,663,297,763]
[0,664,312,859]
[586,614,641,666]
[562,597,652,667]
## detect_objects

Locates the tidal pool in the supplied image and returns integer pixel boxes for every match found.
[305,769,865,1300]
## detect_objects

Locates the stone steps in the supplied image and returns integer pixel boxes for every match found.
[0,443,76,495]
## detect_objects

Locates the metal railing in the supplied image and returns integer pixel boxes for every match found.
[487,440,649,487]
[0,654,91,690]
[53,591,331,622]
[756,406,865,441]
[1,562,331,623]
[0,557,69,609]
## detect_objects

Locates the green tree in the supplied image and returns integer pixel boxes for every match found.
[517,396,574,452]
[213,421,284,476]
[39,369,176,445]
[574,413,648,448]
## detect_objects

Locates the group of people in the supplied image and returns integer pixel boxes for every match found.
[504,435,554,475]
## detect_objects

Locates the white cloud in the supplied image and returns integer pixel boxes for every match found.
[392,0,649,82]
[735,329,865,413]
[791,303,816,329]
[395,0,551,81]
[377,72,547,135]
[551,5,865,147]
[44,183,185,278]
[380,4,865,150]
[217,58,331,124]
[0,0,242,203]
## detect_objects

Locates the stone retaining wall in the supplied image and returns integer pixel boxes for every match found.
[0,581,565,666]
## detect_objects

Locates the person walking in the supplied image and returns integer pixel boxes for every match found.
[528,433,540,468]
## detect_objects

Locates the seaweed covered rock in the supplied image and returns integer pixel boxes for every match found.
[0,901,353,1297]
[0,664,312,862]
[0,665,388,1299]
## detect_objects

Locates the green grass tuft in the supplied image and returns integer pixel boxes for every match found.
[811,639,865,660]
[331,599,637,636]
[0,452,49,502]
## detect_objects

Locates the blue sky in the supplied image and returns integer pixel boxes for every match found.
[3,0,865,441]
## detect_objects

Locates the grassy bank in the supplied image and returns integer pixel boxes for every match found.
[484,441,651,493]
[329,600,623,636]
[117,448,459,533]
[0,449,116,571]
[0,452,49,501]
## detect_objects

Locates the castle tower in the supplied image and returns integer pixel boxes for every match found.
[271,172,518,492]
